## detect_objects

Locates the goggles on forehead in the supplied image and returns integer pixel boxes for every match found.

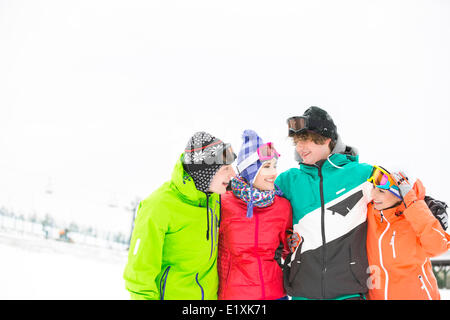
[237,142,280,173]
[221,144,237,165]
[287,116,327,137]
[184,142,237,165]
[367,165,399,191]
[209,143,237,165]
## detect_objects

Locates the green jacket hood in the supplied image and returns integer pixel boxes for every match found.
[171,154,220,242]
[171,154,211,207]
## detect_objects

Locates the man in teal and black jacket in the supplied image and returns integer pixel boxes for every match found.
[277,107,448,300]
[276,107,373,300]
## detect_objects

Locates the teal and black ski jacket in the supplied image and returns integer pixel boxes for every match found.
[275,148,373,300]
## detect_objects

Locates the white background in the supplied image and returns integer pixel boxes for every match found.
[1,0,449,233]
[0,0,449,299]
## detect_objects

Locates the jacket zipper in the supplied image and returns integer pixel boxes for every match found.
[378,211,390,300]
[254,212,266,299]
[390,231,396,259]
[418,275,432,300]
[209,206,214,259]
[159,266,171,300]
[205,193,211,240]
[195,273,205,300]
[315,163,327,299]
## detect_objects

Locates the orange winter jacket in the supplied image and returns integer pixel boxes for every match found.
[366,179,450,300]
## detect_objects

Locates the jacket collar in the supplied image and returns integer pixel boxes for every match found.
[299,153,359,174]
[171,154,211,207]
[375,203,405,222]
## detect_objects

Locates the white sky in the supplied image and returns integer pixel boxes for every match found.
[0,0,449,235]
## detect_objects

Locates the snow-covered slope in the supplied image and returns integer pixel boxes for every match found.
[0,231,129,299]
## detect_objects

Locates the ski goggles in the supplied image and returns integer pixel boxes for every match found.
[185,142,237,165]
[287,116,327,137]
[219,144,237,165]
[237,142,280,173]
[367,165,399,190]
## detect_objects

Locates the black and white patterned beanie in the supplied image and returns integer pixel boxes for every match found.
[183,132,234,193]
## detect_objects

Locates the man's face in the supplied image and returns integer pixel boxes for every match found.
[208,165,236,194]
[295,137,331,165]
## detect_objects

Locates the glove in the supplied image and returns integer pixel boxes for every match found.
[391,171,412,198]
[424,196,448,231]
[274,242,284,268]
[286,229,302,253]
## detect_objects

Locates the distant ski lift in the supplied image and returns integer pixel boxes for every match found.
[108,193,119,208]
[45,178,53,195]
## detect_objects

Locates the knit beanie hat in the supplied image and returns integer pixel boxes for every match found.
[235,130,281,218]
[183,131,235,193]
[236,130,265,184]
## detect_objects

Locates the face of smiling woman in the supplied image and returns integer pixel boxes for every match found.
[371,185,402,211]
[252,158,278,191]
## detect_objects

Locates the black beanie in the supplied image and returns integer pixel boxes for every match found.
[301,106,337,141]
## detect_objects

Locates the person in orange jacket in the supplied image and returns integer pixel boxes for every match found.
[366,165,450,300]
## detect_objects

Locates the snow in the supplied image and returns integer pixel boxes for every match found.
[441,290,450,301]
[0,231,448,300]
[0,231,129,300]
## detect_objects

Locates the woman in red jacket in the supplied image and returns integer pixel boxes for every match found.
[366,166,450,300]
[218,130,292,300]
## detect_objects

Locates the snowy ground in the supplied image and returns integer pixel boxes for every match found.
[441,290,450,300]
[0,231,448,300]
[0,231,129,299]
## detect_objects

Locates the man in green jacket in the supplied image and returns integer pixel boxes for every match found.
[123,132,236,300]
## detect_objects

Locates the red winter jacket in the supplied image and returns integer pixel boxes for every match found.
[218,191,292,300]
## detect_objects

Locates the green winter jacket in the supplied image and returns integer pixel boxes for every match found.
[123,155,221,300]
[276,151,373,299]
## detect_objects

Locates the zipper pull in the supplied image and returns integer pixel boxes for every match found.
[418,275,432,300]
[390,231,396,259]
[380,211,384,223]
